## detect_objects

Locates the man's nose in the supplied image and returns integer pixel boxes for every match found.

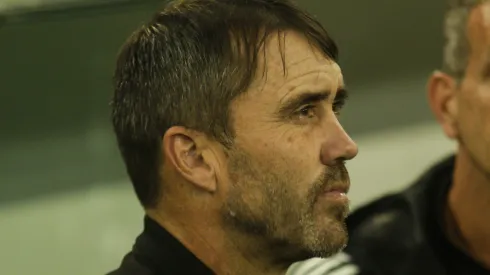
[319,120,358,166]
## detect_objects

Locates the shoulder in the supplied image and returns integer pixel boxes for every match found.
[347,192,417,249]
[346,156,456,262]
[106,252,156,275]
[344,192,421,272]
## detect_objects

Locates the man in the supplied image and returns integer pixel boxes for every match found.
[288,0,490,274]
[108,0,358,274]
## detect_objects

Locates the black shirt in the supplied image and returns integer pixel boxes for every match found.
[108,216,214,275]
[341,155,489,275]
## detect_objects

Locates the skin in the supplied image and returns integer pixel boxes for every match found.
[147,31,358,275]
[427,2,490,269]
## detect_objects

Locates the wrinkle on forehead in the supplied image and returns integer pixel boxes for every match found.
[249,31,342,94]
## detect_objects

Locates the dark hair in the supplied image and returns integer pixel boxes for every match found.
[111,0,338,208]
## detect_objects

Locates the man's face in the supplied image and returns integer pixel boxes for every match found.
[456,2,490,174]
[218,31,358,260]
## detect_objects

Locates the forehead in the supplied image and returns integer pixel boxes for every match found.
[467,2,490,49]
[248,31,343,98]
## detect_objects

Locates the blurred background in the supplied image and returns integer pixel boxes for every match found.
[0,0,455,274]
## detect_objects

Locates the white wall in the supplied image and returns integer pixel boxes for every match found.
[348,121,455,208]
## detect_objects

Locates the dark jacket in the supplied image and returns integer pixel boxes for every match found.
[343,155,489,275]
[107,217,214,275]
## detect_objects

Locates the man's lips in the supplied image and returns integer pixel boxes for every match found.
[321,183,350,202]
[323,183,349,194]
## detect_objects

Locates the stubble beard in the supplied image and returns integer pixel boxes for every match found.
[219,147,350,263]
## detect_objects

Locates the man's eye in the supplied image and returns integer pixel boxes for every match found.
[297,105,316,119]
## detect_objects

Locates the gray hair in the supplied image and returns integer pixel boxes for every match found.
[443,0,483,77]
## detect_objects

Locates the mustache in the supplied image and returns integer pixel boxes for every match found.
[323,161,349,182]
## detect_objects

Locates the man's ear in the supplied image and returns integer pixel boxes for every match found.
[162,126,217,192]
[427,71,459,139]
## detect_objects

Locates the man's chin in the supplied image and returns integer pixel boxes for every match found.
[295,240,346,261]
[299,217,348,258]
[313,236,347,258]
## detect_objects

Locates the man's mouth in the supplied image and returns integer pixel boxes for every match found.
[321,183,350,202]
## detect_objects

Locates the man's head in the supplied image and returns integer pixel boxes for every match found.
[428,0,490,175]
[112,0,357,262]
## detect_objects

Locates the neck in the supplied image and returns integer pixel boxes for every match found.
[147,205,287,275]
[448,149,490,269]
